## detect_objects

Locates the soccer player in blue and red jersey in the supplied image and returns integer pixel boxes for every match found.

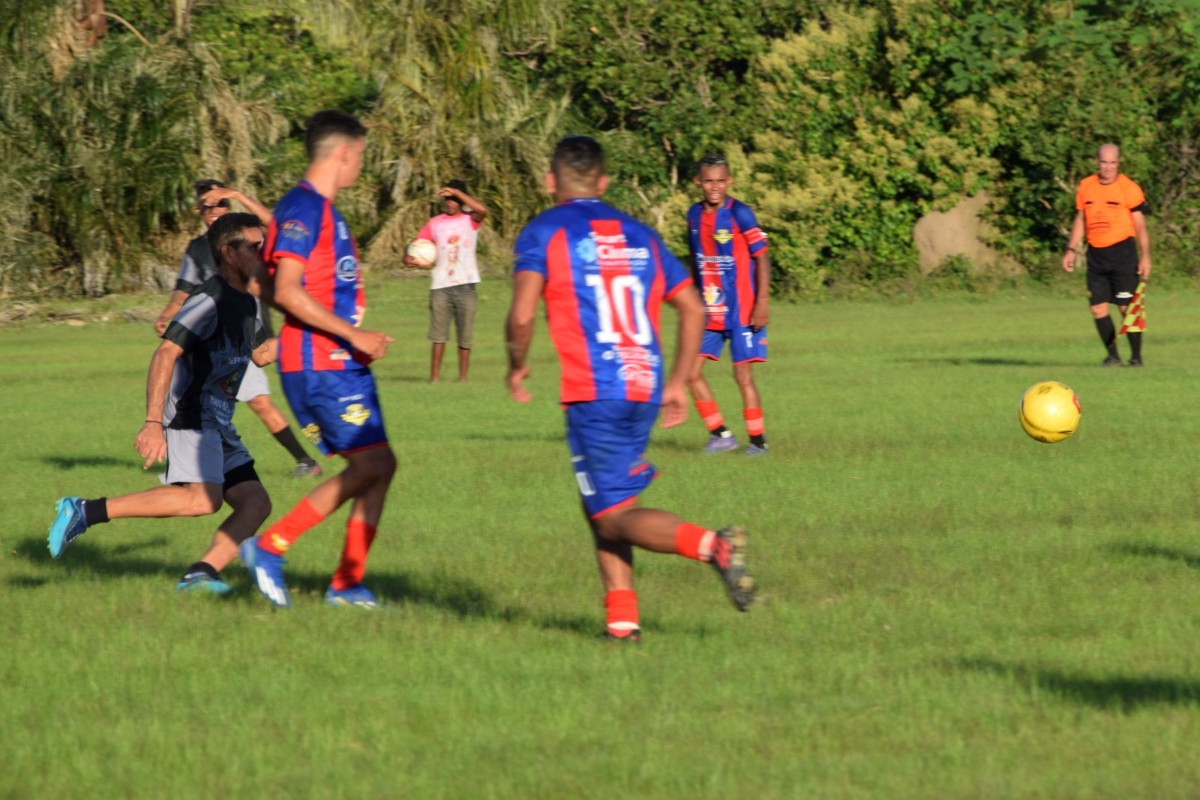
[686,153,772,455]
[506,135,756,642]
[240,110,397,610]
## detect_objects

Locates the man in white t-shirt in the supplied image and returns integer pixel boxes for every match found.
[405,180,489,382]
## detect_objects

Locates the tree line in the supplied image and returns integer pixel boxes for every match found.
[2,0,1198,298]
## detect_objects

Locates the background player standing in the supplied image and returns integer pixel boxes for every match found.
[685,153,772,455]
[48,213,277,594]
[241,109,397,610]
[1062,143,1152,366]
[506,135,755,642]
[155,178,322,477]
[404,180,489,382]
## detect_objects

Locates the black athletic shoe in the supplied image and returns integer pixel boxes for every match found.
[1127,358,1144,367]
[1101,355,1123,367]
[711,525,756,612]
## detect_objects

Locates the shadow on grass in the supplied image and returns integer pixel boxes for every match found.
[901,357,1072,367]
[1108,542,1200,571]
[13,535,175,579]
[14,536,617,637]
[957,657,1200,711]
[462,431,565,445]
[42,455,129,470]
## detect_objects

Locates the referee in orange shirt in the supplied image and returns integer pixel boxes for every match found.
[1062,143,1151,367]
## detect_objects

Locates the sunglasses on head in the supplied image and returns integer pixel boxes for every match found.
[199,199,231,212]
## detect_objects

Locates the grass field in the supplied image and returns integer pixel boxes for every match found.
[4,276,1200,798]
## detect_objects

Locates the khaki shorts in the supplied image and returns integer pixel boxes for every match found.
[428,284,478,348]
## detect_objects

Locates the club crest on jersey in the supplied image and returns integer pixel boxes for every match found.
[714,228,734,244]
[336,255,357,282]
[280,219,310,241]
[340,403,371,426]
[703,285,725,307]
[301,423,322,445]
[575,237,598,265]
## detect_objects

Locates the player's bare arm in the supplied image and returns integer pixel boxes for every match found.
[441,186,489,223]
[272,257,394,361]
[136,339,183,468]
[504,270,542,403]
[199,187,273,227]
[251,336,278,367]
[661,284,705,429]
[155,290,189,336]
[1132,210,1152,278]
[1062,212,1085,273]
[750,250,771,330]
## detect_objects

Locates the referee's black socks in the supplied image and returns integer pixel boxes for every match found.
[1095,316,1118,358]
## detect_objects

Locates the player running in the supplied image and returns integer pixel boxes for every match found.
[505,135,756,642]
[47,213,277,594]
[685,153,772,455]
[240,109,397,610]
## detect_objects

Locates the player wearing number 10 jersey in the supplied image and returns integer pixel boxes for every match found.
[506,135,756,642]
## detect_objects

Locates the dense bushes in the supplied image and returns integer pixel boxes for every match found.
[2,0,1198,297]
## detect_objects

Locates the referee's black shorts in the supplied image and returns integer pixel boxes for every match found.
[1086,237,1138,307]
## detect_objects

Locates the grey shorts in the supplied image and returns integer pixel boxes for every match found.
[161,425,253,486]
[428,283,478,348]
[235,361,269,402]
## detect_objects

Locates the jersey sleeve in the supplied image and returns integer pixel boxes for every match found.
[417,221,434,241]
[653,235,693,299]
[163,292,218,353]
[251,301,268,349]
[732,202,768,256]
[513,222,549,278]
[1125,178,1148,213]
[270,198,323,267]
[174,238,211,292]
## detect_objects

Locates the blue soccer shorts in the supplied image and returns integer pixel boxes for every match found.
[280,368,389,456]
[565,400,659,518]
[701,325,768,364]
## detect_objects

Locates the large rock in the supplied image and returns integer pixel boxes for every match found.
[913,192,1019,275]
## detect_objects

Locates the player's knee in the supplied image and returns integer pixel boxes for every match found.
[246,395,271,413]
[1089,304,1109,320]
[186,485,223,516]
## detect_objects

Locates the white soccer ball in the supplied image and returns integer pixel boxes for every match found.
[1019,381,1081,443]
[406,238,437,268]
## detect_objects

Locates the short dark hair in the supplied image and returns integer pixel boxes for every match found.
[551,135,605,183]
[698,153,728,171]
[207,212,262,265]
[305,109,367,160]
[446,179,468,194]
[193,179,226,197]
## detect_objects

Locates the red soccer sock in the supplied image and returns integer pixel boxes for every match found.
[605,589,640,638]
[260,497,326,555]
[331,518,378,591]
[695,400,725,433]
[675,522,716,562]
[744,407,765,438]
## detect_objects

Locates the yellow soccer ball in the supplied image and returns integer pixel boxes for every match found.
[1019,381,1081,443]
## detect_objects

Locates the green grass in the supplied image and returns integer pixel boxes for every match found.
[4,277,1200,798]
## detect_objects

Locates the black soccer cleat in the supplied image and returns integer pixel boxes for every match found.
[711,525,756,612]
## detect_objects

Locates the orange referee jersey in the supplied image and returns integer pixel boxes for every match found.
[1075,173,1147,249]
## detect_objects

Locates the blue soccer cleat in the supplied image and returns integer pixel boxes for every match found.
[240,537,292,608]
[324,584,380,609]
[48,497,88,559]
[704,433,739,454]
[175,572,233,595]
[744,443,769,457]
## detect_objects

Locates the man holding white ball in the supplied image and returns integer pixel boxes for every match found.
[404,180,489,382]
